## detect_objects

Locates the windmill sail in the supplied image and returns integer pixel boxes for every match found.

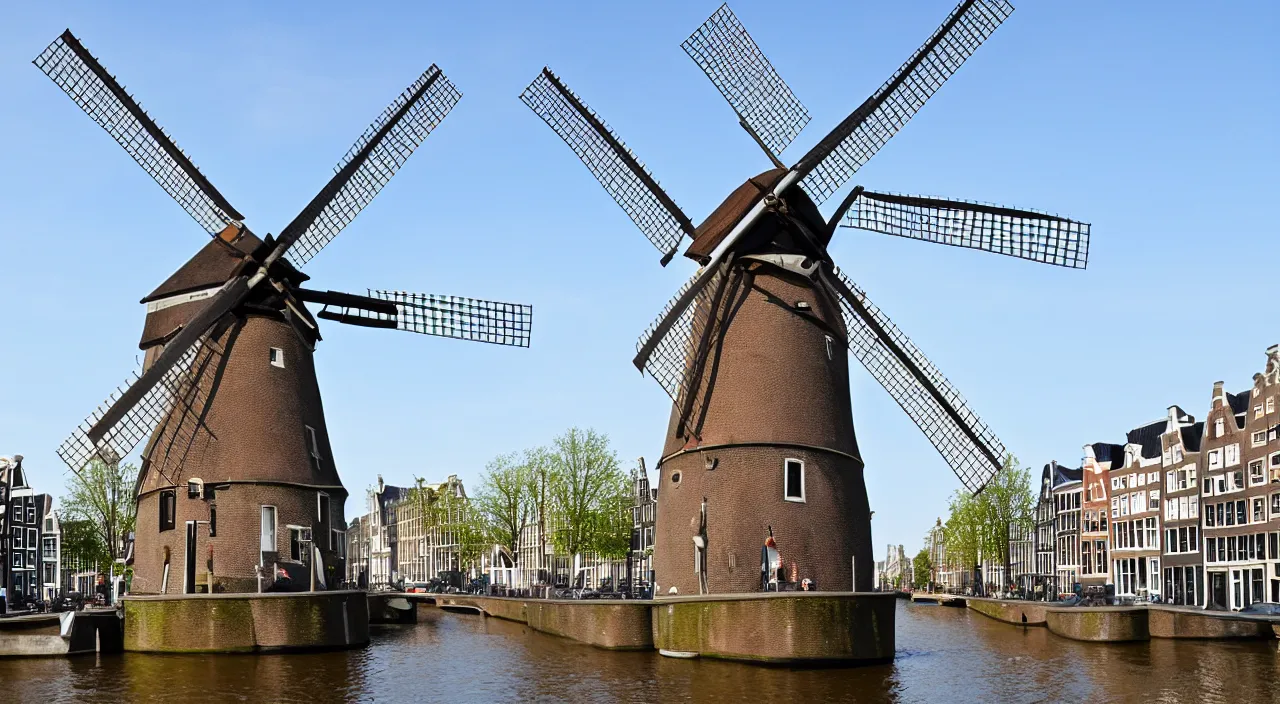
[57,335,220,477]
[682,3,811,159]
[793,0,1013,205]
[33,30,244,234]
[520,68,695,264]
[842,189,1090,269]
[317,290,535,348]
[825,267,1005,492]
[281,65,462,268]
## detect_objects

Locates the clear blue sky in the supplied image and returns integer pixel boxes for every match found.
[1,1,1276,562]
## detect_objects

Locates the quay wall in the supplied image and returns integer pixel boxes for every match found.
[1148,607,1274,640]
[651,592,895,664]
[430,595,652,650]
[123,591,369,653]
[966,598,1049,626]
[1045,606,1149,642]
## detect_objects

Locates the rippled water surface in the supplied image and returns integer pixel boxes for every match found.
[3,601,1280,703]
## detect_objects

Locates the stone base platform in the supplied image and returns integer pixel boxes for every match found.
[652,592,896,665]
[1046,606,1149,642]
[424,595,653,650]
[1148,606,1276,640]
[966,598,1050,626]
[0,609,123,658]
[123,591,369,653]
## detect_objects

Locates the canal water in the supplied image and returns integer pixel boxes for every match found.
[3,600,1279,703]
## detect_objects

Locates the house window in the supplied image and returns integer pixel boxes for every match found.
[1150,490,1159,511]
[1251,460,1266,486]
[1215,418,1225,437]
[784,459,805,502]
[159,490,176,532]
[1257,405,1265,419]
[269,347,285,368]
[1225,444,1240,467]
[1254,498,1266,524]
[261,506,277,552]
[288,526,312,562]
[1254,430,1267,447]
[1269,397,1275,414]
[333,530,347,559]
[1271,493,1280,518]
[1208,449,1223,470]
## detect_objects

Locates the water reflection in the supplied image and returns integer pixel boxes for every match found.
[2,601,1278,703]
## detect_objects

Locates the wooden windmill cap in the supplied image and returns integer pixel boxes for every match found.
[141,229,263,304]
[684,168,788,263]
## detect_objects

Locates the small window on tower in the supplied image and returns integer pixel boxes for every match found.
[159,490,176,532]
[269,347,285,368]
[784,459,805,502]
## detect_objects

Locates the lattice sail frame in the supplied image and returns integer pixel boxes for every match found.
[795,0,1014,205]
[360,291,533,347]
[57,336,221,478]
[828,267,1004,492]
[844,190,1090,269]
[287,66,462,268]
[520,69,693,258]
[682,3,811,156]
[34,31,242,235]
[635,264,731,426]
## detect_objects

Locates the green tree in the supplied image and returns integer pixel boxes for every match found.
[61,457,137,572]
[943,489,983,592]
[471,453,533,569]
[546,428,626,569]
[980,455,1035,591]
[407,476,490,576]
[913,547,932,591]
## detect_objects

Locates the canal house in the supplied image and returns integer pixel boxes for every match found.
[1245,347,1280,605]
[1160,407,1204,606]
[1200,381,1253,609]
[1051,467,1083,592]
[1080,442,1122,590]
[1108,420,1165,601]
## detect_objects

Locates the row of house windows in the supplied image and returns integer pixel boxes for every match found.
[1203,471,1248,497]
[1165,465,1198,493]
[1164,495,1200,522]
[1080,539,1108,575]
[1205,532,1278,564]
[1206,444,1241,470]
[7,495,37,524]
[1166,526,1200,554]
[1203,498,1273,527]
[1081,509,1107,534]
[1113,517,1159,551]
[1112,472,1161,491]
[1111,491,1159,518]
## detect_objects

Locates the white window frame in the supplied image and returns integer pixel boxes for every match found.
[1208,449,1223,470]
[260,505,277,552]
[269,347,285,368]
[1225,444,1240,467]
[783,458,805,503]
[1269,397,1275,414]
[333,529,347,559]
[1250,460,1266,486]
[1215,418,1225,437]
[1253,430,1267,447]
[1256,405,1265,419]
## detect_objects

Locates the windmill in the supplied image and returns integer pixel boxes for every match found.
[522,1,1088,596]
[37,31,532,594]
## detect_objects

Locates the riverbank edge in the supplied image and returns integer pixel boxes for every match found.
[961,598,1280,641]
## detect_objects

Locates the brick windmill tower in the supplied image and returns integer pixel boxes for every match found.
[39,31,532,594]
[524,0,1090,595]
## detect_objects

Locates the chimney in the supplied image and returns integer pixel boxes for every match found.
[1267,345,1280,379]
[1212,381,1225,408]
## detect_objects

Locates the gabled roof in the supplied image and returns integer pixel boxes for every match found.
[1181,422,1205,453]
[1056,465,1083,484]
[1227,390,1250,416]
[1088,442,1125,465]
[1126,419,1166,460]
